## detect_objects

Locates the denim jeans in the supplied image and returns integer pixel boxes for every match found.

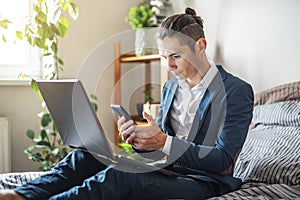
[15,150,220,200]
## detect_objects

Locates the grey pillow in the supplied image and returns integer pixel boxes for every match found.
[234,101,300,186]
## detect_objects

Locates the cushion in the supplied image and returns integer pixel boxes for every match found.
[252,100,300,127]
[234,101,300,186]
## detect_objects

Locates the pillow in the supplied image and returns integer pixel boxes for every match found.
[234,100,300,186]
[252,100,300,127]
[254,81,300,105]
[234,125,300,185]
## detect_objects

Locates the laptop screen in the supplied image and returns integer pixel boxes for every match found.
[36,79,115,160]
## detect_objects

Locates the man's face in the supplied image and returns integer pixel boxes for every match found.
[158,36,199,80]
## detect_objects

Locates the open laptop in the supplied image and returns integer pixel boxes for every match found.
[36,79,180,176]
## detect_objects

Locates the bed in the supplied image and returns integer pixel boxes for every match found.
[1,81,300,199]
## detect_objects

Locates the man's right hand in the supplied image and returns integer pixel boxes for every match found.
[0,190,26,200]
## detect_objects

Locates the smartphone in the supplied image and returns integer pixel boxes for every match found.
[110,104,137,125]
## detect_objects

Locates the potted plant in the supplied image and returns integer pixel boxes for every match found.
[125,1,158,56]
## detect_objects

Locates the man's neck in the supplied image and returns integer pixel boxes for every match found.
[186,60,211,88]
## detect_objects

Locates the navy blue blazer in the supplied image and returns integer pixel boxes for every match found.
[155,65,254,194]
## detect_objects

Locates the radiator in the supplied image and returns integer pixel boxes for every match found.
[0,117,11,173]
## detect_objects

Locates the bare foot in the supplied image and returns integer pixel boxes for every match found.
[0,190,26,200]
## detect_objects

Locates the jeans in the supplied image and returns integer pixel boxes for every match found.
[15,150,220,200]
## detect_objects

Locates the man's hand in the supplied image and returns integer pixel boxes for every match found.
[0,190,26,200]
[117,111,167,151]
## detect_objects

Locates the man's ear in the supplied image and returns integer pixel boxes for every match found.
[195,38,207,52]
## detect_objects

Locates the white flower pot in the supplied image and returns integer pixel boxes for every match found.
[135,27,158,56]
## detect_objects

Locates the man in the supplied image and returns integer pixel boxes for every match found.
[0,7,253,200]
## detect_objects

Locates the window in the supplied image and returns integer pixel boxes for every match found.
[0,1,42,80]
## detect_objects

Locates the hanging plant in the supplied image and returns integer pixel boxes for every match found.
[15,0,79,171]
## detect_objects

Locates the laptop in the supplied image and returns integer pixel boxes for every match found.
[36,79,180,176]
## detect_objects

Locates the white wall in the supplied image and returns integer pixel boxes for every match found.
[185,0,300,93]
[0,0,299,171]
[0,0,141,171]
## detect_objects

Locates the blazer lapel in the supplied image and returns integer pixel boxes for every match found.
[162,81,178,120]
[187,89,211,141]
[187,67,226,142]
[162,80,178,136]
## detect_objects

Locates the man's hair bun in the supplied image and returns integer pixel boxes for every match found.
[185,7,197,16]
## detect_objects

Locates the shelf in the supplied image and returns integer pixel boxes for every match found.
[113,42,167,145]
[119,54,160,63]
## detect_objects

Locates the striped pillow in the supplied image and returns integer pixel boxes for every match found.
[252,100,300,127]
[234,101,300,186]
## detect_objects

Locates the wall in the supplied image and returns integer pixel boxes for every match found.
[0,84,41,171]
[0,0,141,171]
[185,0,300,93]
[0,0,299,171]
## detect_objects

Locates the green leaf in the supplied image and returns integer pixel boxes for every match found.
[2,34,6,43]
[42,52,53,57]
[36,141,51,149]
[41,113,52,127]
[15,31,23,40]
[60,147,68,156]
[35,11,47,25]
[56,16,69,37]
[33,152,42,159]
[26,129,35,139]
[45,128,54,135]
[68,2,79,20]
[26,145,36,152]
[0,19,12,29]
[41,22,54,40]
[50,23,60,35]
[31,79,39,93]
[90,94,98,100]
[38,92,43,101]
[91,103,98,112]
[57,58,64,66]
[24,149,31,155]
[42,148,49,155]
[119,143,134,153]
[40,130,47,139]
[51,42,58,54]
[33,135,42,143]
[52,147,59,155]
[59,0,70,10]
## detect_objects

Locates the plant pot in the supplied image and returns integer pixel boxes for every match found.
[135,27,158,56]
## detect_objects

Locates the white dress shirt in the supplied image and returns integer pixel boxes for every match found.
[162,61,218,155]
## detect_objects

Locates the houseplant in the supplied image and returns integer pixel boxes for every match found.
[125,0,171,56]
[13,0,79,171]
[125,1,157,56]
